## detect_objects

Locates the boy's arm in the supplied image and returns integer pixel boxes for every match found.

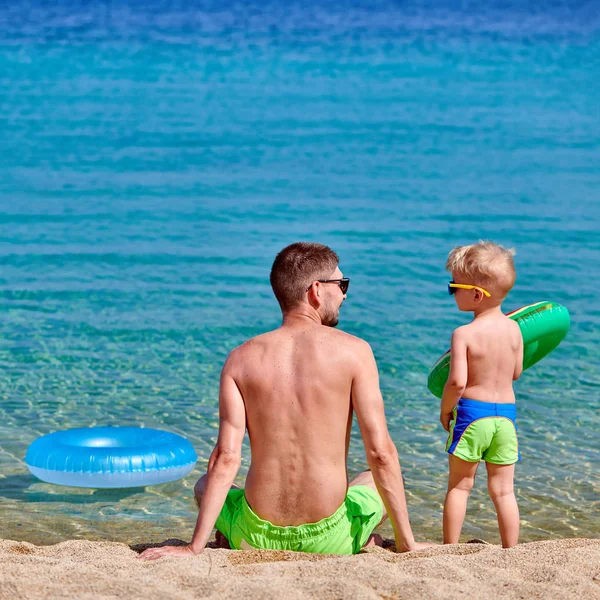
[138,356,246,560]
[440,329,468,432]
[513,325,524,380]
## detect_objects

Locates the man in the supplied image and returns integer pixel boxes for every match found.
[140,242,426,558]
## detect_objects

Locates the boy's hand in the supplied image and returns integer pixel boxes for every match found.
[440,411,452,432]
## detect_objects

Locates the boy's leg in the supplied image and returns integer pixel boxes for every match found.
[486,462,519,548]
[443,455,479,544]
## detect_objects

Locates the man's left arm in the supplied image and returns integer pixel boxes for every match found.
[138,356,246,559]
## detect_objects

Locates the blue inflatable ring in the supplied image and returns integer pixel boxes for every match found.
[25,427,197,488]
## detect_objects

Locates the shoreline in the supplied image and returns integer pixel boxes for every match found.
[2,537,599,599]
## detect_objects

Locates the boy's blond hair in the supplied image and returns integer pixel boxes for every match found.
[446,241,516,298]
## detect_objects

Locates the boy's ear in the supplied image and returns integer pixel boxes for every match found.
[474,289,483,302]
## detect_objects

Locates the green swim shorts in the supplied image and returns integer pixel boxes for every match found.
[446,398,520,465]
[214,486,383,555]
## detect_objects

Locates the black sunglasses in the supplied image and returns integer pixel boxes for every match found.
[307,278,350,294]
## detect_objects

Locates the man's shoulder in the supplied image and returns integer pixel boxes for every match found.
[320,328,373,358]
[342,329,372,349]
[229,327,371,359]
[227,332,270,358]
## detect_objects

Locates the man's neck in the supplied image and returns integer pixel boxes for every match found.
[281,306,323,327]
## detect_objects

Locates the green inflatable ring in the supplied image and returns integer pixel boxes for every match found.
[427,301,570,399]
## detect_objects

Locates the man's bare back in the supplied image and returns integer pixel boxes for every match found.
[229,321,366,525]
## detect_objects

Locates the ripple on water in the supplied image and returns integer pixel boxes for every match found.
[1,0,599,544]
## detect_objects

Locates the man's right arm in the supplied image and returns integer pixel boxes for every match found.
[138,352,246,560]
[186,358,246,554]
[351,340,417,553]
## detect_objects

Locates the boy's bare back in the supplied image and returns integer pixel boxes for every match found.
[454,313,523,404]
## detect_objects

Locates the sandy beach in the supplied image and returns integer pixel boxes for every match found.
[1,537,599,599]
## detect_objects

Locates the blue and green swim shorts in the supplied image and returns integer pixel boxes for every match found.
[214,485,383,555]
[446,398,520,465]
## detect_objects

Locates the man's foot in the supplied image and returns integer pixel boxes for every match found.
[362,533,384,549]
[215,530,231,549]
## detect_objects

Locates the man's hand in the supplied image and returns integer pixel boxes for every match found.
[440,411,453,432]
[137,544,198,561]
[396,540,438,553]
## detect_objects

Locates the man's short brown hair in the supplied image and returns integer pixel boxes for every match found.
[270,242,339,311]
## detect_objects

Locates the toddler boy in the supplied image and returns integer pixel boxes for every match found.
[441,241,523,548]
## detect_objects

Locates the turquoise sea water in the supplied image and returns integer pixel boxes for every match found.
[0,1,599,546]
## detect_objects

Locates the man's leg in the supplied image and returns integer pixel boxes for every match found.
[349,470,387,524]
[193,474,208,509]
[486,462,519,548]
[349,470,386,548]
[443,455,479,544]
[193,474,240,549]
[193,474,241,508]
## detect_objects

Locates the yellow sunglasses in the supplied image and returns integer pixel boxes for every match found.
[448,281,491,298]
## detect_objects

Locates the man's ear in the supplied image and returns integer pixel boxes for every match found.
[307,282,321,307]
